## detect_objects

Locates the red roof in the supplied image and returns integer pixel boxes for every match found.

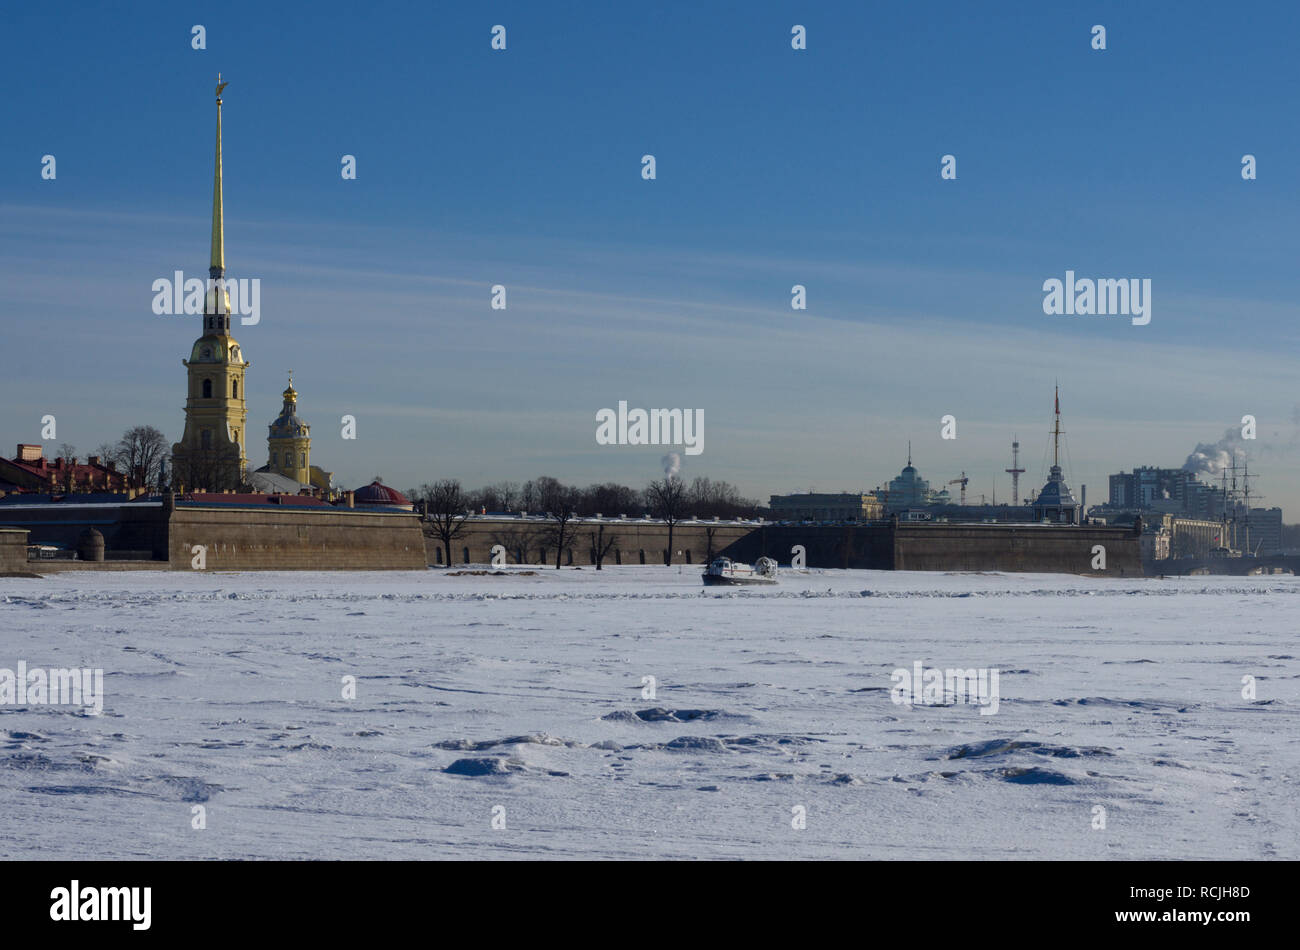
[1,449,128,492]
[353,481,411,506]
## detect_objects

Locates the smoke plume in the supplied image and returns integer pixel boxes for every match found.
[661,453,681,478]
[1183,428,1246,478]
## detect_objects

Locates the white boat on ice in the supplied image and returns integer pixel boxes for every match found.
[703,556,778,586]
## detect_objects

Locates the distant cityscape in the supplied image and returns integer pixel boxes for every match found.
[770,449,1283,561]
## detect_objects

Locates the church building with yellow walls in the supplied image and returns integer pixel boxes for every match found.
[252,375,334,495]
[170,77,332,497]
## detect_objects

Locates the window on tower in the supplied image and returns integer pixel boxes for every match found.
[232,379,238,398]
[201,430,212,450]
[202,379,213,398]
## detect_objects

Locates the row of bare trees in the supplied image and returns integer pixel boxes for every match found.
[428,476,760,520]
[410,474,761,570]
[86,425,253,494]
[86,425,170,490]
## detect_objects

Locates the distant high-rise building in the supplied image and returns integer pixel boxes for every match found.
[1232,507,1282,555]
[1107,466,1228,521]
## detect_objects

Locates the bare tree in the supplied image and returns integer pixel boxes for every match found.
[587,522,621,570]
[417,479,471,567]
[687,476,761,519]
[704,523,720,564]
[579,481,641,517]
[116,425,169,490]
[175,447,243,493]
[50,443,78,492]
[646,475,688,565]
[472,481,521,513]
[490,524,543,565]
[519,479,540,513]
[537,480,583,569]
[93,441,119,464]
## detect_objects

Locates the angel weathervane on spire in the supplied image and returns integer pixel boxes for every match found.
[215,73,228,103]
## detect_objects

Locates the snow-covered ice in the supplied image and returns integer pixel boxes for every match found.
[1,566,1296,859]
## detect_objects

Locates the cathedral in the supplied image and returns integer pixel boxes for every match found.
[170,77,332,496]
[250,375,333,495]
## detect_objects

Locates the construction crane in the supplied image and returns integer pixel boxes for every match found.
[948,471,969,506]
[1005,436,1025,507]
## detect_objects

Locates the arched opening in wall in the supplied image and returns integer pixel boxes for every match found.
[638,550,646,564]
[538,548,548,565]
[435,547,443,565]
[515,547,524,564]
[462,546,470,564]
[684,550,692,564]
[615,549,622,565]
[202,379,213,399]
[565,549,573,566]
[231,379,238,398]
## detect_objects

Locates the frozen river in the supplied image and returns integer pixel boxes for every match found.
[2,566,1296,859]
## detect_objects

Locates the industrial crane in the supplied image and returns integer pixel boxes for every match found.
[948,471,969,506]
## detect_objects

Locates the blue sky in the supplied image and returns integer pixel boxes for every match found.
[3,1,1299,512]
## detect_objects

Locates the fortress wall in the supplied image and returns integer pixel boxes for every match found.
[28,560,171,572]
[0,528,30,572]
[892,523,1142,576]
[0,503,169,558]
[425,518,1141,575]
[169,505,427,571]
[1,503,1143,576]
[721,522,1140,575]
[426,519,756,567]
[718,524,894,569]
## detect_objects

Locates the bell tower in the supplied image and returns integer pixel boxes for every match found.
[268,373,312,485]
[171,74,250,491]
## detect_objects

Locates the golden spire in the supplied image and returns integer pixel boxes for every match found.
[210,74,227,279]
